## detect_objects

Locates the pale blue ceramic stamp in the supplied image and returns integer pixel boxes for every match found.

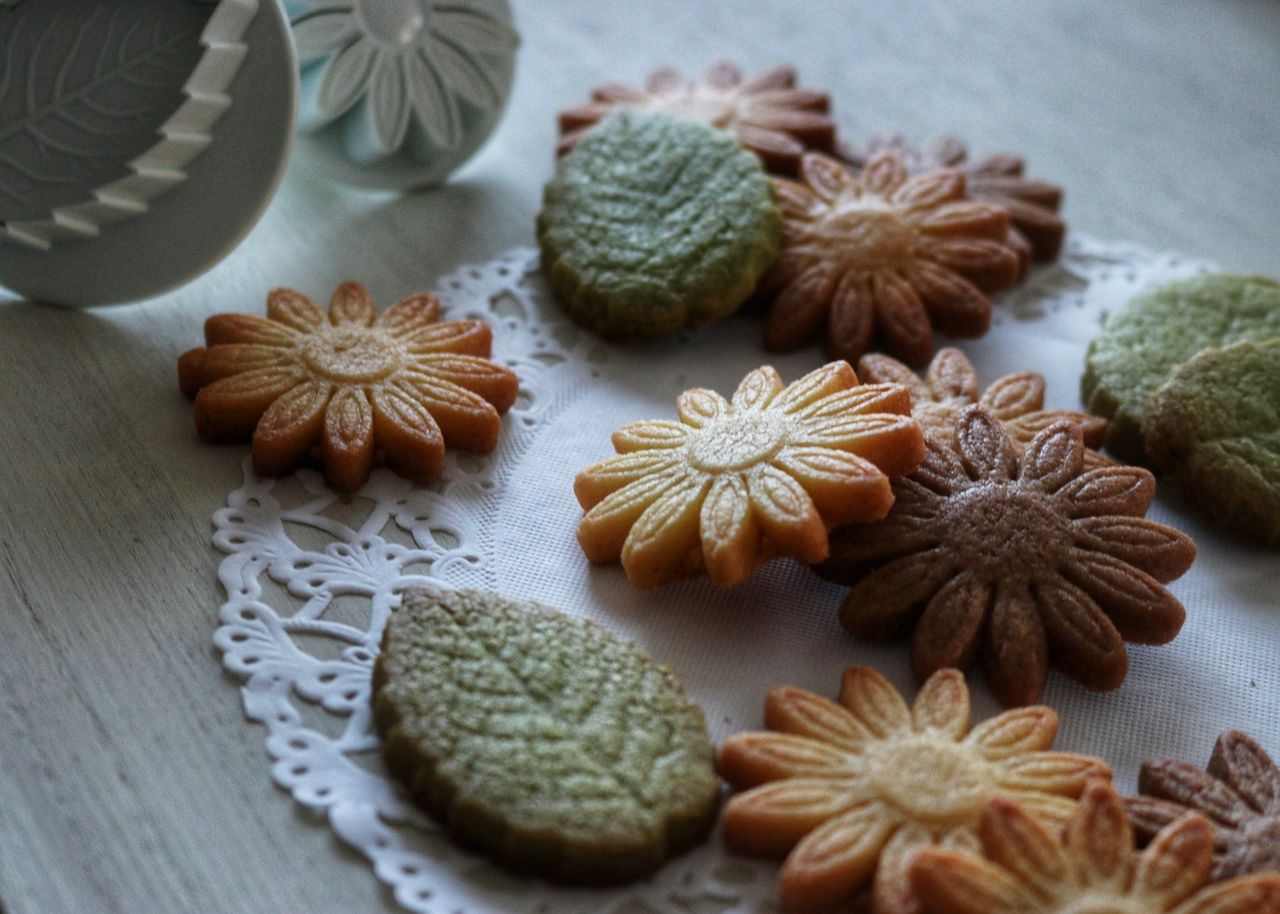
[285,0,519,190]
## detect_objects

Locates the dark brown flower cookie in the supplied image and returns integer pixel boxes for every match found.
[761,152,1022,367]
[818,405,1196,706]
[1128,730,1280,880]
[858,348,1110,469]
[842,133,1067,265]
[557,61,836,175]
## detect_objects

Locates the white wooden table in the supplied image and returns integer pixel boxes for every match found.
[2,2,1279,912]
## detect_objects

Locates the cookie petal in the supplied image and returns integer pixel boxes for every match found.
[1134,813,1215,907]
[370,385,445,483]
[998,752,1110,796]
[374,292,442,333]
[925,348,980,403]
[778,803,896,914]
[860,152,909,196]
[401,320,492,356]
[733,366,784,411]
[977,796,1068,902]
[411,355,518,411]
[871,269,933,368]
[800,152,854,203]
[322,386,376,493]
[611,420,690,452]
[839,549,955,639]
[1064,550,1186,645]
[1036,575,1130,692]
[907,260,992,340]
[910,668,970,740]
[718,732,858,786]
[772,360,860,415]
[980,372,1045,420]
[700,473,760,587]
[764,267,837,352]
[837,666,911,738]
[251,379,332,476]
[620,475,712,588]
[204,313,300,347]
[1055,467,1156,519]
[721,780,869,858]
[825,271,877,365]
[1126,794,1198,841]
[764,685,873,751]
[177,344,288,397]
[984,581,1050,708]
[747,464,828,564]
[789,383,912,423]
[773,447,893,524]
[574,450,682,509]
[677,388,729,428]
[194,366,305,442]
[857,353,932,405]
[893,168,965,210]
[910,847,1028,914]
[1208,731,1280,814]
[915,201,1010,238]
[1071,516,1197,581]
[871,822,933,914]
[956,406,1017,482]
[1018,420,1084,491]
[912,572,990,680]
[1170,876,1280,914]
[1064,783,1132,883]
[966,706,1058,760]
[394,376,502,452]
[576,472,679,563]
[267,287,326,332]
[329,281,375,326]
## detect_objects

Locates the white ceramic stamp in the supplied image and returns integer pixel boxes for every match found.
[286,0,519,189]
[0,0,297,306]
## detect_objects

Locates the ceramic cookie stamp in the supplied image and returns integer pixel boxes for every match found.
[819,406,1196,707]
[574,361,924,588]
[179,282,517,493]
[286,0,518,189]
[719,666,1108,914]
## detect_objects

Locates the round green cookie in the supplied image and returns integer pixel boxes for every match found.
[1081,274,1280,463]
[537,109,782,340]
[1143,338,1280,546]
[372,588,719,884]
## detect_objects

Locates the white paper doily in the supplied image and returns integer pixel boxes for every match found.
[212,238,1280,914]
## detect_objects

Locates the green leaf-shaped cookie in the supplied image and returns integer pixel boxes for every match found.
[1081,274,1280,462]
[537,109,782,340]
[372,589,719,884]
[1143,338,1280,546]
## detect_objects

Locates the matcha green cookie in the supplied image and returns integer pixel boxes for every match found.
[1143,339,1280,546]
[372,588,719,884]
[537,109,782,340]
[1082,274,1280,462]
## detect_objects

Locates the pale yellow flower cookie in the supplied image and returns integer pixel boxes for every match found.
[573,362,925,588]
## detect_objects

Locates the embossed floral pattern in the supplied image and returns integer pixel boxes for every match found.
[820,406,1196,706]
[858,348,1110,468]
[1128,730,1280,880]
[911,781,1280,914]
[719,666,1108,914]
[289,0,518,154]
[179,282,518,493]
[574,362,925,589]
[762,152,1023,368]
[842,134,1067,265]
[557,61,836,175]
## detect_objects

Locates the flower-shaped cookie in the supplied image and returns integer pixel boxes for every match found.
[1128,730,1280,879]
[820,406,1196,706]
[720,666,1108,914]
[762,152,1022,368]
[179,283,518,493]
[574,362,924,588]
[557,61,836,175]
[858,348,1110,468]
[912,781,1280,914]
[842,133,1067,264]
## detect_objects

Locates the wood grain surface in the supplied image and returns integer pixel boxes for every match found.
[2,2,1279,912]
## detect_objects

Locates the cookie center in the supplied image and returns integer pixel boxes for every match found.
[301,328,400,383]
[686,412,786,473]
[872,738,988,823]
[822,200,916,272]
[941,482,1073,575]
[355,0,429,48]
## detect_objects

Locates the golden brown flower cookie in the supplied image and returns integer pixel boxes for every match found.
[1128,730,1280,880]
[761,152,1022,368]
[574,362,924,589]
[179,283,518,493]
[842,134,1067,265]
[911,781,1280,914]
[719,666,1109,914]
[557,61,836,175]
[819,406,1196,707]
[858,348,1110,469]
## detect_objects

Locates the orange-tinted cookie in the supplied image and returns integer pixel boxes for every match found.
[819,406,1195,706]
[858,348,1110,468]
[912,781,1280,914]
[843,134,1066,264]
[179,283,518,493]
[761,152,1022,368]
[557,61,836,175]
[720,666,1108,914]
[574,362,924,588]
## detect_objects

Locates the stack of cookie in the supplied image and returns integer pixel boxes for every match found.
[1083,273,1280,546]
[542,61,1068,368]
